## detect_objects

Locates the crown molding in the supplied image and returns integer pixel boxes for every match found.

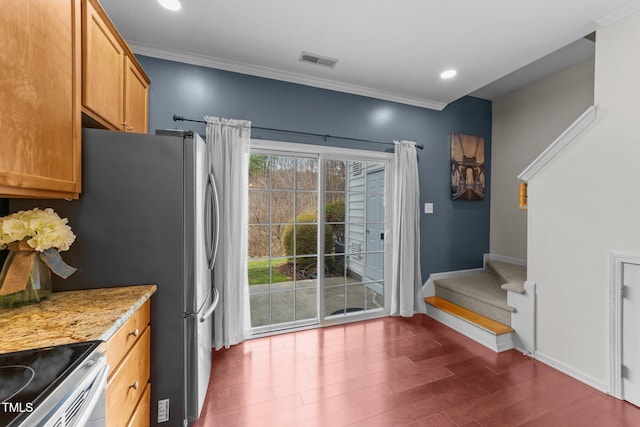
[518,106,596,182]
[128,42,448,111]
[596,0,640,27]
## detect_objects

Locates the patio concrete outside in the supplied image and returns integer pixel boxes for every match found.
[250,277,384,328]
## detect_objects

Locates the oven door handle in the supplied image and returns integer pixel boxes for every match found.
[70,357,109,427]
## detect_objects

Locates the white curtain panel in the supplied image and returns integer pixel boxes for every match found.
[390,140,423,317]
[205,116,252,349]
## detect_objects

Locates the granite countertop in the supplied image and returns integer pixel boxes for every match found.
[0,285,157,353]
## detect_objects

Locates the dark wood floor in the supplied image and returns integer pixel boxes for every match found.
[194,314,640,426]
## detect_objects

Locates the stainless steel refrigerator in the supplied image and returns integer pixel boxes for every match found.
[10,127,219,427]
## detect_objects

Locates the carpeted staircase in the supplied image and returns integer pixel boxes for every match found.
[432,260,526,326]
[424,258,527,351]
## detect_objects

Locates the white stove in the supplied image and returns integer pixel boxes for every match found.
[0,341,108,427]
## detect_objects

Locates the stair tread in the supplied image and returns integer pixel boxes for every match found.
[486,260,526,294]
[425,296,514,335]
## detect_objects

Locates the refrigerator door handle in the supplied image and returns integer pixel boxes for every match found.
[205,172,220,270]
[200,287,219,322]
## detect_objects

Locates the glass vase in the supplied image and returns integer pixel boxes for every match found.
[0,251,52,308]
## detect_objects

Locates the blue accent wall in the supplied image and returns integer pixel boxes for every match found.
[137,55,492,280]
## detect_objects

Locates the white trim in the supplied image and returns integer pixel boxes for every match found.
[129,43,448,111]
[425,304,514,352]
[596,0,640,27]
[518,106,596,182]
[534,350,609,395]
[508,281,536,354]
[483,253,528,267]
[251,139,394,160]
[609,252,640,400]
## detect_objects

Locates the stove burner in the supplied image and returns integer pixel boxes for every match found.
[0,366,35,402]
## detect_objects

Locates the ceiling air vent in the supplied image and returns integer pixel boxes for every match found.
[299,51,339,68]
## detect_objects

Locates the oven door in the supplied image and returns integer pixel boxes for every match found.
[1,343,109,427]
[37,350,108,427]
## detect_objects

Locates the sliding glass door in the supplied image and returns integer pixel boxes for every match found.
[248,145,389,334]
[322,159,387,319]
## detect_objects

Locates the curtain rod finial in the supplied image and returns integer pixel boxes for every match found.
[173,114,183,122]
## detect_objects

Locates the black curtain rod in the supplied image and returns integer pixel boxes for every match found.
[172,114,424,150]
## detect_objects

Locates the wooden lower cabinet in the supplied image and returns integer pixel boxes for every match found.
[127,383,151,427]
[105,300,151,426]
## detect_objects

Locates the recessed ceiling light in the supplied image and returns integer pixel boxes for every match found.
[158,0,181,11]
[440,69,457,79]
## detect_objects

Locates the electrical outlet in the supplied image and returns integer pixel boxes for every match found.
[158,399,170,423]
[424,203,434,214]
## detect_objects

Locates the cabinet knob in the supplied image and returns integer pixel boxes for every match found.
[121,121,128,129]
[128,328,139,337]
[129,381,139,390]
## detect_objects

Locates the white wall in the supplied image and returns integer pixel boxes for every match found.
[490,60,595,259]
[529,10,640,387]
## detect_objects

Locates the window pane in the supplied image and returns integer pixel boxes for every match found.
[365,282,384,311]
[295,260,318,280]
[271,156,295,189]
[324,285,346,317]
[324,160,346,191]
[295,191,317,219]
[325,254,346,283]
[249,154,270,189]
[248,225,270,258]
[293,224,317,256]
[250,292,270,328]
[295,287,317,321]
[271,191,294,223]
[249,189,269,223]
[296,157,318,190]
[271,224,287,257]
[345,284,366,314]
[270,257,293,283]
[271,290,295,324]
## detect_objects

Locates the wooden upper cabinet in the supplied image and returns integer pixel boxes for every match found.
[0,0,82,198]
[124,56,149,134]
[82,0,149,133]
[82,0,124,130]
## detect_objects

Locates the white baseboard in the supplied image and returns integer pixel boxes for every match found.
[533,350,609,394]
[425,304,514,353]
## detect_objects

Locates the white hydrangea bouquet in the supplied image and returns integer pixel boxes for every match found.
[0,208,77,307]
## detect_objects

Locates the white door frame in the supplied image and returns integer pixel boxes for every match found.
[610,252,640,399]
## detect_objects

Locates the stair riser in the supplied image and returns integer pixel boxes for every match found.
[435,286,511,326]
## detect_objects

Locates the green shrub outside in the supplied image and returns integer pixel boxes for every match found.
[281,211,334,268]
[325,201,345,242]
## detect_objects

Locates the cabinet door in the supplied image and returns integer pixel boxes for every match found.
[124,56,149,134]
[0,0,81,198]
[126,383,151,427]
[82,0,124,130]
[106,326,151,427]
